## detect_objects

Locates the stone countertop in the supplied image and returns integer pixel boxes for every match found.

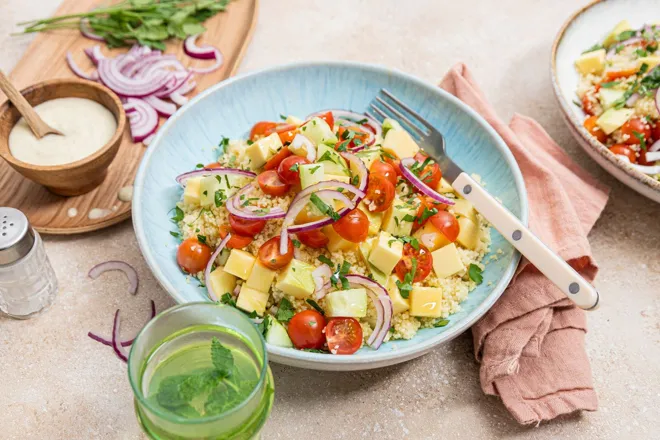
[1,0,659,439]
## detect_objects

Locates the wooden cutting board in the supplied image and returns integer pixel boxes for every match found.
[0,0,257,234]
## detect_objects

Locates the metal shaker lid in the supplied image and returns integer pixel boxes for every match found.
[0,207,35,266]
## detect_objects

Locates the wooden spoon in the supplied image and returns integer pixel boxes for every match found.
[0,70,63,139]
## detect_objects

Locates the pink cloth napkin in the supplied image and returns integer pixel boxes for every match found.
[439,63,610,425]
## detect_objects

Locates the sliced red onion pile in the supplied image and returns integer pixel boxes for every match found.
[399,157,455,205]
[65,36,224,144]
[88,260,139,295]
[204,234,232,302]
[344,275,393,349]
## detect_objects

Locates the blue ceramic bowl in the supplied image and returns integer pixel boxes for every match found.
[133,62,528,371]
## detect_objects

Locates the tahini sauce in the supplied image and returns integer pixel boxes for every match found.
[8,97,117,166]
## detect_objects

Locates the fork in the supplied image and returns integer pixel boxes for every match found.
[367,89,599,311]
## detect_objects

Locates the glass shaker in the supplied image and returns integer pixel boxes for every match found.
[0,207,58,318]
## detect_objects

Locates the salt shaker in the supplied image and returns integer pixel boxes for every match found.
[0,207,58,318]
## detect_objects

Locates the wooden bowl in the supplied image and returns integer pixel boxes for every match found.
[0,78,126,196]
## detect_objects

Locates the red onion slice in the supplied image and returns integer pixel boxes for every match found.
[80,18,104,41]
[175,167,256,186]
[280,189,355,254]
[650,140,660,153]
[644,151,660,162]
[143,134,155,146]
[122,52,170,77]
[176,80,197,96]
[155,71,193,98]
[289,180,366,207]
[112,309,129,362]
[88,300,156,347]
[89,260,139,295]
[618,155,660,174]
[204,234,232,302]
[340,152,368,194]
[312,264,333,299]
[399,157,455,205]
[184,34,218,60]
[344,274,393,349]
[226,183,287,220]
[606,37,643,59]
[83,46,105,65]
[291,134,316,162]
[124,98,159,143]
[98,58,171,97]
[144,95,177,118]
[65,51,99,81]
[170,91,189,106]
[626,92,641,107]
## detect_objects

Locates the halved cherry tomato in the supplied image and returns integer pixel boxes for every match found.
[332,208,369,243]
[581,94,597,116]
[219,225,253,249]
[296,229,329,248]
[176,238,212,274]
[318,111,335,129]
[364,174,395,213]
[638,149,656,165]
[621,117,652,145]
[264,146,292,171]
[383,155,402,177]
[369,159,397,186]
[394,243,433,283]
[287,310,327,350]
[609,144,637,163]
[653,123,660,142]
[411,196,447,233]
[258,236,294,270]
[583,115,608,143]
[604,68,639,82]
[272,124,298,144]
[277,156,309,185]
[429,210,460,243]
[412,152,442,190]
[335,126,369,151]
[257,170,290,196]
[205,162,222,169]
[325,317,363,355]
[249,121,278,141]
[228,214,266,237]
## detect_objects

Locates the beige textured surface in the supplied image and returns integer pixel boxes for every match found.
[1,1,659,439]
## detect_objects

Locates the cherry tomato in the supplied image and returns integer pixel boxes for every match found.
[176,238,212,274]
[205,162,222,169]
[249,121,278,141]
[621,117,652,145]
[263,146,292,171]
[332,208,369,243]
[228,214,266,237]
[429,210,460,243]
[287,310,327,350]
[583,115,607,143]
[394,243,433,283]
[411,196,447,233]
[369,159,397,186]
[604,68,639,82]
[609,144,637,163]
[219,225,253,249]
[296,229,329,248]
[318,111,335,129]
[272,124,298,144]
[581,94,597,116]
[325,318,363,355]
[412,152,442,190]
[277,156,309,185]
[257,170,291,196]
[258,236,294,270]
[364,174,395,213]
[335,126,369,151]
[383,155,402,177]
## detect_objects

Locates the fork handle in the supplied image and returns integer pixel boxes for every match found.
[451,172,599,310]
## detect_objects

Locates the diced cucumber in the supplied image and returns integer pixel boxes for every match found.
[300,117,338,146]
[355,148,383,169]
[200,175,250,206]
[265,317,293,348]
[317,144,349,176]
[299,163,325,189]
[324,288,368,318]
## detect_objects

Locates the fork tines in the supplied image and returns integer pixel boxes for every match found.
[366,89,432,141]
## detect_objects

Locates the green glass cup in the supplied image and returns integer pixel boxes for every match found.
[128,302,274,440]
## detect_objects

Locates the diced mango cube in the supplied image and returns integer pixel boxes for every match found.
[368,231,403,275]
[603,20,631,47]
[409,286,443,317]
[245,261,277,292]
[275,259,316,299]
[382,127,420,158]
[183,177,202,206]
[236,284,269,316]
[223,249,256,280]
[245,132,281,169]
[456,217,480,251]
[451,199,478,224]
[574,49,606,75]
[437,177,454,194]
[207,267,237,299]
[385,276,410,315]
[323,225,358,253]
[413,221,451,252]
[324,288,368,318]
[431,243,465,279]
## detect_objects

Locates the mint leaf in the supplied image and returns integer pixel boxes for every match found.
[276,298,295,323]
[468,264,483,285]
[211,337,234,377]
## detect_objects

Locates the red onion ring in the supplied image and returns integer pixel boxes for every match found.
[175,167,256,186]
[306,109,382,140]
[226,183,287,220]
[291,134,316,162]
[177,80,197,96]
[170,91,189,106]
[124,98,159,143]
[65,51,99,81]
[98,58,171,97]
[155,71,193,98]
[112,309,128,362]
[650,140,660,153]
[123,52,170,77]
[87,300,156,347]
[344,274,393,349]
[626,92,641,107]
[280,189,355,254]
[312,264,333,299]
[88,260,139,295]
[184,34,218,60]
[340,152,368,194]
[80,18,104,41]
[399,157,455,205]
[83,45,105,65]
[144,95,176,118]
[204,234,231,302]
[644,151,660,162]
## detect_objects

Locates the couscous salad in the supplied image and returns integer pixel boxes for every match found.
[172,110,491,355]
[575,20,660,178]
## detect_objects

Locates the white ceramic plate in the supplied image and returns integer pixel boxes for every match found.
[552,0,660,202]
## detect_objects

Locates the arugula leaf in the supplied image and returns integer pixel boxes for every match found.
[468,264,483,285]
[306,299,325,315]
[276,298,295,323]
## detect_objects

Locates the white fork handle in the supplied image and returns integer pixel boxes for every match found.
[452,173,599,310]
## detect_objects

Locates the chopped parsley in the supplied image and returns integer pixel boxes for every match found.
[196,163,204,169]
[330,261,351,289]
[289,163,300,172]
[279,114,287,120]
[420,207,438,223]
[633,131,647,150]
[292,239,301,248]
[616,29,637,42]
[355,118,368,125]
[310,165,321,174]
[434,319,450,328]
[197,234,207,245]
[402,214,416,223]
[599,81,620,89]
[276,298,295,323]
[468,264,483,285]
[169,231,180,239]
[171,206,184,222]
[400,235,420,250]
[351,175,359,186]
[218,137,230,148]
[582,43,603,54]
[214,190,226,208]
[318,255,334,266]
[306,299,325,315]
[318,151,338,163]
[220,292,237,307]
[395,258,417,299]
[310,194,340,221]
